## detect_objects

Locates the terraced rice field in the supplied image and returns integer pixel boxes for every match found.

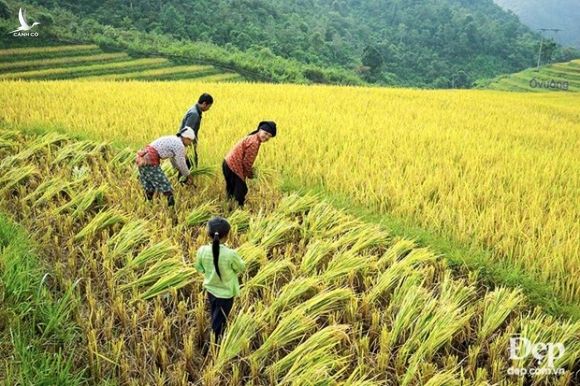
[484,60,580,92]
[1,128,578,385]
[0,44,243,82]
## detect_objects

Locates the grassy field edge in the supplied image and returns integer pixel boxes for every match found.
[0,212,90,385]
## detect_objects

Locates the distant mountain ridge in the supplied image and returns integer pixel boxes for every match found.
[494,0,580,49]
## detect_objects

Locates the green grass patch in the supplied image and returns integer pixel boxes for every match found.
[0,213,87,384]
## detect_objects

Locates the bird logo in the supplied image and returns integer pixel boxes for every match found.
[9,8,40,34]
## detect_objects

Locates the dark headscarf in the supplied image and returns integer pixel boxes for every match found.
[248,121,277,137]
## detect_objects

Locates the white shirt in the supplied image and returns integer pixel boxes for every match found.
[150,136,190,177]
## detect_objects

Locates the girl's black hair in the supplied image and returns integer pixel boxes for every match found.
[207,217,231,280]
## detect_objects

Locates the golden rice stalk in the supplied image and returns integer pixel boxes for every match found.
[302,202,361,238]
[74,209,127,241]
[250,311,317,364]
[228,209,251,232]
[22,177,71,205]
[388,285,430,349]
[378,238,417,268]
[437,271,476,308]
[139,267,195,300]
[208,311,257,375]
[109,147,136,167]
[331,223,390,254]
[278,353,349,386]
[299,239,336,274]
[115,239,180,277]
[0,129,21,141]
[397,280,474,385]
[292,288,355,319]
[189,165,215,178]
[423,371,460,386]
[477,287,524,343]
[23,176,80,206]
[243,260,295,290]
[266,277,320,319]
[268,324,349,379]
[236,242,267,271]
[254,166,278,185]
[515,312,580,377]
[0,164,38,192]
[0,138,17,150]
[320,250,372,284]
[106,219,150,261]
[365,262,410,305]
[1,132,68,169]
[54,184,108,218]
[52,140,96,165]
[342,365,381,386]
[186,201,217,226]
[120,258,182,290]
[249,215,298,250]
[276,192,321,216]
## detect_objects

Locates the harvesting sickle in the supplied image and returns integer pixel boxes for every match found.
[9,8,40,34]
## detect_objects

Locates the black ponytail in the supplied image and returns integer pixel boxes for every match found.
[207,216,231,281]
[212,231,222,279]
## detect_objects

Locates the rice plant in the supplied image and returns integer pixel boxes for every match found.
[74,209,127,241]
[54,184,108,218]
[106,220,150,261]
[0,164,39,193]
[139,267,195,300]
[115,239,179,277]
[267,325,350,380]
[249,215,298,250]
[185,201,217,226]
[477,288,525,343]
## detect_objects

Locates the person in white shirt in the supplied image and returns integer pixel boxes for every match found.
[136,128,195,207]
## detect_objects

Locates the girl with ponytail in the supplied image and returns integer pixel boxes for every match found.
[195,216,245,341]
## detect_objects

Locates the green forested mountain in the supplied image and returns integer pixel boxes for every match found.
[3,0,579,87]
[494,0,580,49]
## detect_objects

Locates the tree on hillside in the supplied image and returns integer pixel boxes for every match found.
[0,0,10,19]
[362,44,384,82]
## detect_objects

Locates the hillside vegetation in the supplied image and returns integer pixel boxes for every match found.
[3,0,579,87]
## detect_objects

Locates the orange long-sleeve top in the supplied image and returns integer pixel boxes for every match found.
[225,133,261,180]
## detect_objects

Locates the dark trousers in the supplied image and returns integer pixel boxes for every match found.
[207,292,234,340]
[222,160,248,206]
